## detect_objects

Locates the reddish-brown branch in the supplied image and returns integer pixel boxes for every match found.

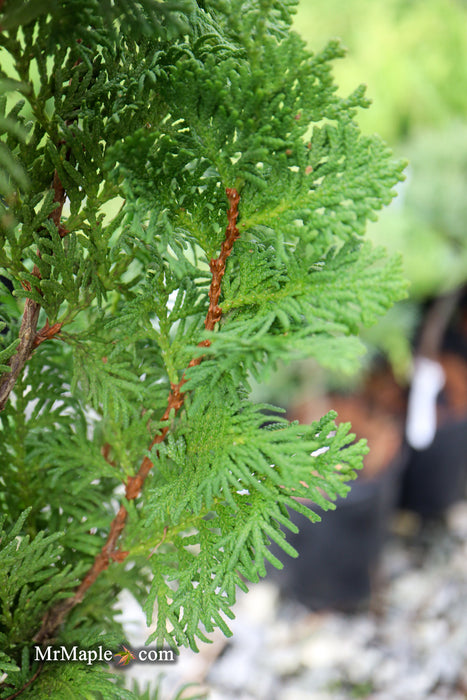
[33,188,241,644]
[206,187,240,331]
[101,442,118,467]
[0,172,67,411]
[32,319,63,348]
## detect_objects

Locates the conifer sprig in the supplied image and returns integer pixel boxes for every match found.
[2,663,44,700]
[0,1,408,694]
[34,188,241,645]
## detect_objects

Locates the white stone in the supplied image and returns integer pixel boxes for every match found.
[300,632,354,668]
[237,581,279,626]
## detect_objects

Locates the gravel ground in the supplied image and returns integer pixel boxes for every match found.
[122,500,467,700]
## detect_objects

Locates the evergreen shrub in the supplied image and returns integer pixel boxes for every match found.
[0,1,406,696]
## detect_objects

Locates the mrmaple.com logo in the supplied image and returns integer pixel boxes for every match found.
[33,644,176,667]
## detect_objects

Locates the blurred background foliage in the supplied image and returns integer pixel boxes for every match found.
[251,0,467,402]
[294,0,467,143]
[272,0,467,394]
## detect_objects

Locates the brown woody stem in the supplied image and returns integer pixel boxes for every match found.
[33,188,241,644]
[0,172,67,411]
[0,295,41,411]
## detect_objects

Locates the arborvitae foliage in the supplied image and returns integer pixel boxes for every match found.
[0,0,406,696]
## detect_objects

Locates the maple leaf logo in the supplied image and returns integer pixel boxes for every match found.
[114,645,136,666]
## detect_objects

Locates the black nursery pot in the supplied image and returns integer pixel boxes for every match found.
[269,450,407,611]
[399,417,467,518]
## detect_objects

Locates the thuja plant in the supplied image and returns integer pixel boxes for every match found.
[0,0,405,697]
